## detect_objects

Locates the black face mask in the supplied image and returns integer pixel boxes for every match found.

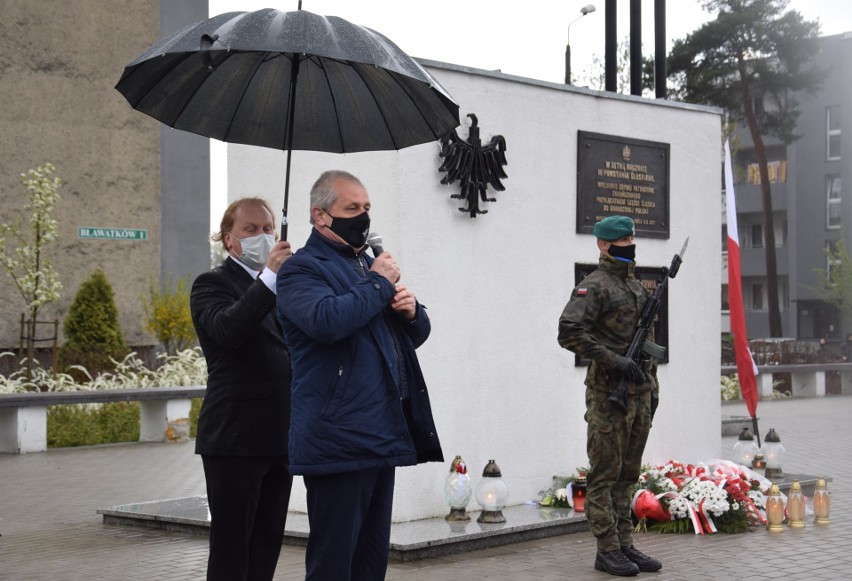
[328,211,370,248]
[608,243,636,262]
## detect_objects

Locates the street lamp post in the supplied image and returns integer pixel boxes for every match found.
[565,4,596,85]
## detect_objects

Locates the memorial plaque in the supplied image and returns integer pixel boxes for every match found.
[576,131,670,239]
[571,263,669,366]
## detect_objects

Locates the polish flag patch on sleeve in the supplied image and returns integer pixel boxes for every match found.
[575,288,588,296]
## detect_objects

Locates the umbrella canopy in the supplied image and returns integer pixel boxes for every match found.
[116,8,460,235]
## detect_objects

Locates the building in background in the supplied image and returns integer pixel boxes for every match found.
[0,0,209,351]
[722,32,852,342]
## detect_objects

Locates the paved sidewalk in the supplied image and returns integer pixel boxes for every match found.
[1,395,850,580]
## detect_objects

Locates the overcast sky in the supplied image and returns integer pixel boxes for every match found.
[205,0,852,231]
[208,0,851,84]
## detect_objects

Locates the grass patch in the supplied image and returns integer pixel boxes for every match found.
[190,397,201,439]
[46,397,204,448]
[48,402,140,448]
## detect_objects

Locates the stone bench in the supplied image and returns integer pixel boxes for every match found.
[0,386,206,454]
[721,363,852,397]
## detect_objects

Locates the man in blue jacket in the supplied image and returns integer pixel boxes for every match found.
[276,170,443,581]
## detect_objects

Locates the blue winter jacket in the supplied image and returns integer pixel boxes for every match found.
[276,230,443,475]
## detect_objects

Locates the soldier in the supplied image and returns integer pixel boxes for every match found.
[557,215,662,577]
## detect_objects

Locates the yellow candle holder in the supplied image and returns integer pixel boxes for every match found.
[813,477,831,525]
[765,483,785,532]
[787,480,805,529]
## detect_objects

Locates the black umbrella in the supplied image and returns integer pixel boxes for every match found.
[116,6,460,238]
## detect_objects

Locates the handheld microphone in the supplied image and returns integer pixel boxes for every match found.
[367,231,384,257]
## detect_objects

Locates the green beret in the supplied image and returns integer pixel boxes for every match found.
[593,215,635,241]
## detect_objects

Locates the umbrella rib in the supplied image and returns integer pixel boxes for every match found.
[162,50,243,132]
[119,52,196,114]
[385,73,445,141]
[314,57,347,153]
[221,52,277,143]
[350,63,402,150]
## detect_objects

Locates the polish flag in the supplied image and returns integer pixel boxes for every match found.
[725,140,759,419]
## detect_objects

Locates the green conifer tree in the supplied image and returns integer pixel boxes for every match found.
[57,269,129,378]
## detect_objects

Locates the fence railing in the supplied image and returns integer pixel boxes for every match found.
[721,363,852,398]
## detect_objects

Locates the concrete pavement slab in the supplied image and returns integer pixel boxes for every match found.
[0,395,849,580]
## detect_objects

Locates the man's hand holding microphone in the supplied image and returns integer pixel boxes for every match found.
[367,232,416,321]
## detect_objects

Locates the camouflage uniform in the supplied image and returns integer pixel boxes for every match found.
[557,254,658,553]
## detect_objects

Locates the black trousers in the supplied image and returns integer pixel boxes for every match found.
[201,455,293,581]
[303,467,395,581]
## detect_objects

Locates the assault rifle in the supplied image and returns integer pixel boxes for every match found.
[608,238,689,415]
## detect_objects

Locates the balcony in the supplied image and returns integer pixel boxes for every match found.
[732,181,787,213]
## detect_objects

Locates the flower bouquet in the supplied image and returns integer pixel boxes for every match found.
[538,468,588,509]
[539,484,572,508]
[632,459,770,534]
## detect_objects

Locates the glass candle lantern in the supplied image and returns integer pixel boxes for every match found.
[761,428,786,479]
[813,477,831,525]
[786,480,806,529]
[733,427,760,467]
[444,455,472,521]
[475,459,509,523]
[765,483,785,532]
[752,453,766,469]
[572,474,587,512]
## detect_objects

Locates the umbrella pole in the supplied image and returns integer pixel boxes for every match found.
[281,55,301,241]
[282,150,292,240]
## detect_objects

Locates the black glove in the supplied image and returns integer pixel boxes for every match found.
[614,355,645,384]
[650,391,660,420]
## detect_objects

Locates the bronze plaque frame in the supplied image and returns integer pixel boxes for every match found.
[576,131,670,239]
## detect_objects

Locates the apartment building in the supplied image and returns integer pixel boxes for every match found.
[723,32,852,341]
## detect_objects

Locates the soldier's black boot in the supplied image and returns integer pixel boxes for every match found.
[621,545,663,572]
[594,549,640,576]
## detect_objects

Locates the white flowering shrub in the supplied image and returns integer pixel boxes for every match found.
[0,348,207,394]
[720,374,740,401]
[0,163,64,380]
[721,373,792,401]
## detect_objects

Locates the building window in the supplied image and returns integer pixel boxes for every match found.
[751,223,764,248]
[752,283,765,311]
[779,279,789,312]
[827,175,842,229]
[747,160,787,184]
[827,105,841,160]
[721,284,730,312]
[827,240,843,286]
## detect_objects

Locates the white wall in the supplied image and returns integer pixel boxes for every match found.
[228,62,722,522]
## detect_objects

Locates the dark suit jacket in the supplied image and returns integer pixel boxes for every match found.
[191,258,291,457]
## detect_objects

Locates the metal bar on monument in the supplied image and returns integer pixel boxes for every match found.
[655,0,667,99]
[605,0,617,92]
[630,0,641,96]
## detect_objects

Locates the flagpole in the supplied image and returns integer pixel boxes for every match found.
[725,140,761,442]
[752,416,761,448]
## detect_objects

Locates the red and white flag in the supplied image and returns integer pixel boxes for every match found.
[725,140,759,418]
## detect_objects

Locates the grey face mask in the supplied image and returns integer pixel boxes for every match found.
[234,233,275,270]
